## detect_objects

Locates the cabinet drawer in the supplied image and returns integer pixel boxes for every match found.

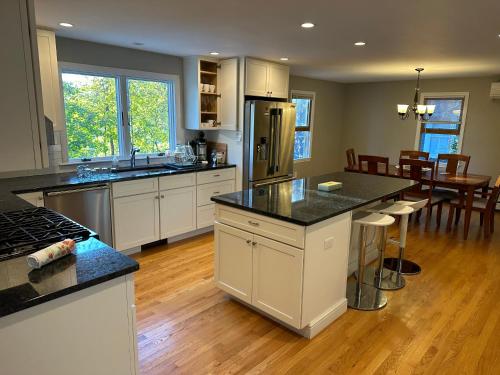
[215,204,305,249]
[197,180,235,207]
[197,168,235,185]
[159,173,195,191]
[197,204,215,229]
[112,178,158,198]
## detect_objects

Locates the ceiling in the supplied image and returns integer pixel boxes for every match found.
[35,0,500,82]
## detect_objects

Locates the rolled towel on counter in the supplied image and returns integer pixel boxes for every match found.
[27,239,76,269]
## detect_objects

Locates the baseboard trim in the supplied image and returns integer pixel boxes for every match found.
[167,226,213,243]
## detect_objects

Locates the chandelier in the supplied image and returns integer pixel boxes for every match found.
[397,68,435,120]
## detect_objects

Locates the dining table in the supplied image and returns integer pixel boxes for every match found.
[345,164,492,240]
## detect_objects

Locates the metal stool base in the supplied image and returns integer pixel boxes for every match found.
[346,279,387,311]
[384,257,421,275]
[364,267,405,290]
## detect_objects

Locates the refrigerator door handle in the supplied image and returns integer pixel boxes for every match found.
[268,113,276,175]
[274,112,282,172]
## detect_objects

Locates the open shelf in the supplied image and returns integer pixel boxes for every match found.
[200,92,219,96]
[200,70,217,75]
[201,111,217,115]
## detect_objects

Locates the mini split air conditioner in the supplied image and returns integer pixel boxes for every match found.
[490,82,500,99]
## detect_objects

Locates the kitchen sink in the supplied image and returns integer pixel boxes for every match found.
[111,165,175,173]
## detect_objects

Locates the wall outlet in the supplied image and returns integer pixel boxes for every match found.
[324,237,334,250]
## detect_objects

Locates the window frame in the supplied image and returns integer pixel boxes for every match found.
[413,92,469,158]
[58,62,181,163]
[291,90,315,162]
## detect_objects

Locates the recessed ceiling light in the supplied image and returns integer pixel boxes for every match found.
[59,22,73,28]
[280,57,289,61]
[301,22,315,29]
[210,52,219,56]
[133,42,144,46]
[354,41,366,46]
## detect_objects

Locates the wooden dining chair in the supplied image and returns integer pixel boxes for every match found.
[398,158,447,229]
[400,150,430,160]
[358,155,389,175]
[436,153,471,175]
[447,176,500,238]
[346,148,356,169]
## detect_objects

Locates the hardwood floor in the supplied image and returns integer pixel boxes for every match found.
[132,212,500,374]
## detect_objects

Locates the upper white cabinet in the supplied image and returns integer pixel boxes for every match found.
[244,58,289,99]
[37,29,64,131]
[184,56,239,130]
[0,0,48,172]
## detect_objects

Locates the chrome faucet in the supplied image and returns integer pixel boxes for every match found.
[130,147,140,168]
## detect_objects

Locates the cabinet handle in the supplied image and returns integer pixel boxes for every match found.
[155,195,159,200]
[213,174,221,177]
[248,220,260,226]
[246,239,252,245]
[252,241,257,246]
[160,194,165,199]
[213,191,220,194]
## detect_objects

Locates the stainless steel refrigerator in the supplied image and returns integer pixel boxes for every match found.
[243,100,296,188]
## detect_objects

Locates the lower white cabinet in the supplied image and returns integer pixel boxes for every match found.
[214,223,253,303]
[214,222,304,327]
[197,204,215,229]
[252,234,303,327]
[113,192,160,251]
[16,192,44,207]
[160,186,196,239]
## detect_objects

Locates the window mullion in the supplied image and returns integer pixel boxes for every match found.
[118,75,131,158]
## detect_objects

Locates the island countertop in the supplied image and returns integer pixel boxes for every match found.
[0,237,139,318]
[211,172,417,226]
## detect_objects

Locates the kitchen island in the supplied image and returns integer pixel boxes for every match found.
[211,172,416,338]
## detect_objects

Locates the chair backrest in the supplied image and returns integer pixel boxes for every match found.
[436,153,471,174]
[346,148,356,168]
[400,150,430,160]
[358,155,389,175]
[398,158,435,194]
[486,176,500,213]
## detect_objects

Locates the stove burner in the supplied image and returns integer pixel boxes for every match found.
[0,207,92,260]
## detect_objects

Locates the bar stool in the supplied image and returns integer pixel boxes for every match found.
[366,202,414,290]
[346,211,395,311]
[383,199,428,275]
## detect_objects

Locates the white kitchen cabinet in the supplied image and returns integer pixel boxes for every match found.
[16,192,44,207]
[184,56,239,130]
[0,0,48,172]
[244,58,289,99]
[197,180,235,207]
[197,204,215,229]
[252,234,303,327]
[214,223,253,303]
[112,192,160,251]
[160,186,197,239]
[215,205,351,337]
[36,29,64,131]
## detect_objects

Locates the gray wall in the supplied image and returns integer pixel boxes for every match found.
[341,76,500,178]
[289,76,346,178]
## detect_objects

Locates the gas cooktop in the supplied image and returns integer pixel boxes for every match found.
[0,207,93,261]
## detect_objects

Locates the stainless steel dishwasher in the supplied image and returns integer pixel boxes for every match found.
[44,184,113,246]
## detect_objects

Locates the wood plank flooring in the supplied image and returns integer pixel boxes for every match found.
[132,211,500,374]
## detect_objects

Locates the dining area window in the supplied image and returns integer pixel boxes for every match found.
[415,93,469,160]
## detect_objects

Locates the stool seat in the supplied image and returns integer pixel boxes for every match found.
[395,199,428,211]
[368,202,414,216]
[353,211,395,227]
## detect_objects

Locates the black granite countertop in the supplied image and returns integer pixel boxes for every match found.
[0,163,235,213]
[0,237,139,318]
[211,172,417,226]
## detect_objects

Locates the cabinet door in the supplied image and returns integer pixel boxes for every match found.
[0,0,46,172]
[17,192,44,207]
[245,58,268,97]
[37,29,64,131]
[160,186,196,239]
[267,63,289,99]
[113,192,160,251]
[252,234,304,328]
[214,222,253,303]
[218,58,238,130]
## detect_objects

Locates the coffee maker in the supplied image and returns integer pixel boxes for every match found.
[192,131,207,162]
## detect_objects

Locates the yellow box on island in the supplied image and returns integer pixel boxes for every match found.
[318,181,343,191]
